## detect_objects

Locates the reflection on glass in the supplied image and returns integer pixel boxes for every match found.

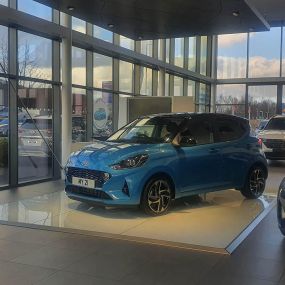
[187,80,195,97]
[216,84,246,117]
[166,39,170,63]
[140,67,152,96]
[72,47,86,86]
[141,40,153,57]
[0,25,8,74]
[18,0,52,21]
[0,78,8,186]
[93,91,113,139]
[175,38,184,68]
[283,86,285,115]
[248,85,277,129]
[165,73,169,96]
[282,27,285,77]
[218,33,247,79]
[119,36,134,50]
[72,17,86,34]
[94,25,113,43]
[119,60,133,93]
[174,76,183,96]
[18,81,53,183]
[72,88,86,142]
[200,36,208,75]
[197,83,210,112]
[249,28,281,78]
[93,53,113,90]
[18,31,52,81]
[188,37,196,72]
[158,39,164,61]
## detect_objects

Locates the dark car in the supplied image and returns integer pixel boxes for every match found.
[65,113,268,215]
[277,178,285,235]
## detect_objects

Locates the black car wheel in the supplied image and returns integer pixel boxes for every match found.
[277,186,285,236]
[241,166,266,199]
[141,176,173,216]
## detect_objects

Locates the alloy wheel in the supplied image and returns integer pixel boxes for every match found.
[147,180,171,214]
[249,169,265,196]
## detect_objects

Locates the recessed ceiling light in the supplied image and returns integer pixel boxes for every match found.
[232,11,240,17]
[67,6,75,11]
[108,24,114,28]
[138,36,143,40]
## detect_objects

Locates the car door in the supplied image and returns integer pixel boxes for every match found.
[175,117,224,193]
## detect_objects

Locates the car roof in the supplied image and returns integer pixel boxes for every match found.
[141,112,248,122]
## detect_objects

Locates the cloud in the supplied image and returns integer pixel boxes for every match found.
[218,34,247,48]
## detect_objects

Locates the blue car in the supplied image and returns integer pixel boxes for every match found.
[65,113,268,215]
[277,178,285,235]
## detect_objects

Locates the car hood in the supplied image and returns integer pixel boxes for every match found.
[70,140,159,168]
[259,130,285,139]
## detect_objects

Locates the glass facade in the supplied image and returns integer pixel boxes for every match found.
[72,17,86,34]
[93,53,113,90]
[93,25,113,43]
[139,66,152,96]
[175,38,184,68]
[174,76,183,96]
[0,0,7,6]
[72,47,86,86]
[141,40,153,57]
[200,36,208,75]
[119,60,133,93]
[188,37,196,72]
[187,80,195,97]
[18,0,52,21]
[119,36,134,50]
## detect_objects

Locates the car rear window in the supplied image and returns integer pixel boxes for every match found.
[265,118,285,130]
[214,118,247,142]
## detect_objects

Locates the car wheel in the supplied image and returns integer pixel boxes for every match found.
[141,176,173,216]
[277,187,285,236]
[241,166,266,199]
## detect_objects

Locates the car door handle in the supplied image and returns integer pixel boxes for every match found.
[209,148,219,154]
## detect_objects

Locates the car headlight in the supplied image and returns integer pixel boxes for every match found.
[110,154,149,170]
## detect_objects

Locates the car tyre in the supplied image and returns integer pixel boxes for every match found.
[141,176,173,216]
[277,185,285,236]
[241,166,266,199]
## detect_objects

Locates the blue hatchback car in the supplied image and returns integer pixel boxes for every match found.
[65,113,268,215]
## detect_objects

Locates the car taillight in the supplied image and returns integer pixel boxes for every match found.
[258,138,263,147]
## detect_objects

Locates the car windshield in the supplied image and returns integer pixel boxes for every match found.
[265,118,285,130]
[258,121,268,129]
[107,116,184,144]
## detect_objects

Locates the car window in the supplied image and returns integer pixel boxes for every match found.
[214,118,246,142]
[265,118,285,130]
[179,119,213,147]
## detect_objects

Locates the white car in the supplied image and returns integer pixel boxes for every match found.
[258,116,285,160]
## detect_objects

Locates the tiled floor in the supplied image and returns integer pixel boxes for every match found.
[0,207,284,285]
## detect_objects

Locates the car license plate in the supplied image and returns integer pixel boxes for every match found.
[72,177,95,189]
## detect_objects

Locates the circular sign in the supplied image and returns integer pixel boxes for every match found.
[93,99,108,130]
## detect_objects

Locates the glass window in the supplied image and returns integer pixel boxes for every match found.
[283,86,285,115]
[248,85,277,130]
[72,88,87,142]
[158,39,164,61]
[165,73,169,96]
[282,27,285,77]
[0,0,7,6]
[72,17,86,34]
[0,25,8,74]
[72,47,86,86]
[166,39,170,63]
[249,28,281,78]
[217,33,247,79]
[0,78,9,186]
[93,91,113,139]
[175,38,184,68]
[216,84,246,117]
[18,31,52,81]
[141,40,153,57]
[119,36,134,50]
[174,76,183,96]
[18,0,52,21]
[197,83,210,112]
[93,25,113,43]
[200,36,208,76]
[18,81,53,183]
[188,37,196,72]
[119,60,133,93]
[93,53,113,90]
[140,67,152,96]
[187,80,195,97]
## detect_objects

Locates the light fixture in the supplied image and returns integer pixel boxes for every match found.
[138,36,143,40]
[232,11,240,17]
[67,6,75,11]
[108,24,114,28]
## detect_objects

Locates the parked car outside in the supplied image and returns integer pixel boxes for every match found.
[258,116,285,160]
[65,113,268,215]
[255,120,269,136]
[277,178,285,235]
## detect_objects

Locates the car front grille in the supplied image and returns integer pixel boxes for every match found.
[65,185,112,200]
[66,167,109,188]
[264,139,285,150]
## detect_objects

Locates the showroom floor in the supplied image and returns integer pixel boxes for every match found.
[0,161,284,284]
